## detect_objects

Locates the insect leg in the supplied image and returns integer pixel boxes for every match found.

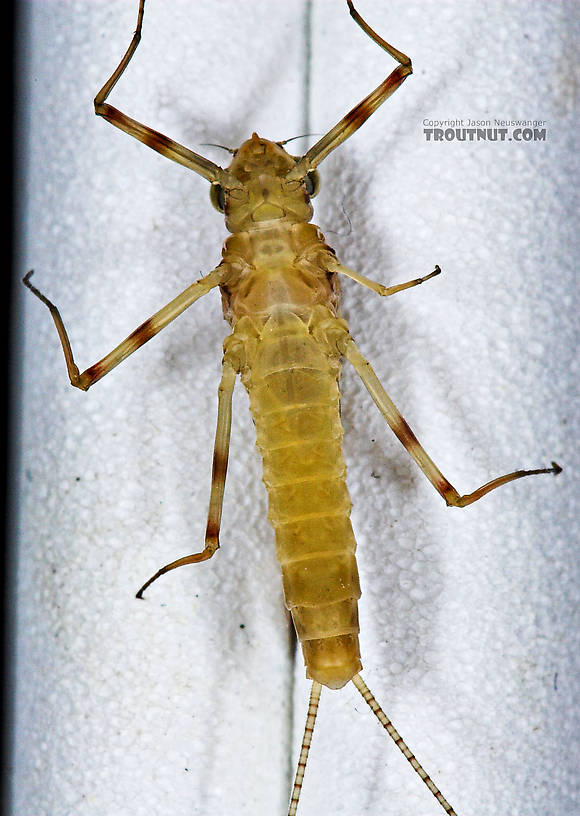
[352,674,457,815]
[288,1,412,179]
[136,358,237,599]
[342,337,560,506]
[334,261,441,297]
[94,0,235,186]
[23,268,223,391]
[287,681,322,816]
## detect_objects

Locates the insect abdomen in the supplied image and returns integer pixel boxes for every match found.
[243,309,362,690]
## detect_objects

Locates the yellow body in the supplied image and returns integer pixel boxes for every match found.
[218,135,361,689]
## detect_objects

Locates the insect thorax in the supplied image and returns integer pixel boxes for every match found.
[218,221,341,326]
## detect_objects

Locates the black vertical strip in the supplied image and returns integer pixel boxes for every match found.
[302,0,313,137]
[4,0,19,812]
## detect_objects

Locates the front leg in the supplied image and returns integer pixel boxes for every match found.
[93,0,234,185]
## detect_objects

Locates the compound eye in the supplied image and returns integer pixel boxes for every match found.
[304,170,320,198]
[210,183,226,212]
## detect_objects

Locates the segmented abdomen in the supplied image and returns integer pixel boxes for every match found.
[242,309,362,690]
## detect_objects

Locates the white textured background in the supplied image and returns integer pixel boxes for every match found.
[14,2,578,815]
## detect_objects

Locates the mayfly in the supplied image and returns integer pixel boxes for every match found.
[24,1,561,814]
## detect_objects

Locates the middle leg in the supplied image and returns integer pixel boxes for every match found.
[332,260,441,298]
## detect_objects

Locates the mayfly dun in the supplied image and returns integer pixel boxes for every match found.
[22,2,562,814]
